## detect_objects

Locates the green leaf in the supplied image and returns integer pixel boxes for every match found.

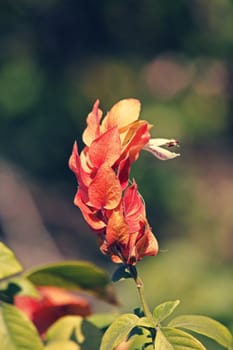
[26,260,117,304]
[44,340,80,350]
[87,313,118,330]
[0,302,43,350]
[168,314,233,349]
[0,242,23,280]
[153,300,180,325]
[100,313,139,350]
[155,327,206,350]
[46,315,84,344]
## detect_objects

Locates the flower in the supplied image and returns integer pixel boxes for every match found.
[69,98,179,265]
[14,286,91,335]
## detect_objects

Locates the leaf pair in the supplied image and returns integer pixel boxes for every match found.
[100,300,233,350]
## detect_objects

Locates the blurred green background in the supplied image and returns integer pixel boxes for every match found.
[0,0,233,340]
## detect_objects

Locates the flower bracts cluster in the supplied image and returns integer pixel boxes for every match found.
[69,99,179,265]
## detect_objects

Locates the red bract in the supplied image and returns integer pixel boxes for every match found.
[101,181,159,265]
[69,98,179,265]
[14,286,91,335]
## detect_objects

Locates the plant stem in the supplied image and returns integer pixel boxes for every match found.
[128,265,153,321]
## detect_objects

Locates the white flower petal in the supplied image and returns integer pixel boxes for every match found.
[143,138,180,160]
[147,138,179,147]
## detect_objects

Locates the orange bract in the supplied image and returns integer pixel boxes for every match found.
[88,164,122,210]
[82,99,102,146]
[88,126,121,168]
[101,98,141,131]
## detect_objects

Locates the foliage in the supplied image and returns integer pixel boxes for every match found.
[1,243,231,350]
[0,242,116,349]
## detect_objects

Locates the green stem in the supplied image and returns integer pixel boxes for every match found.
[128,265,153,321]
